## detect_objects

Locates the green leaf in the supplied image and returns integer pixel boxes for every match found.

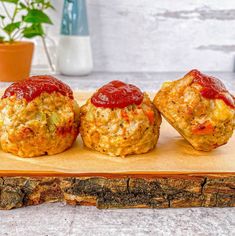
[3,22,20,34]
[1,0,19,4]
[23,9,53,24]
[35,0,45,3]
[22,24,44,38]
[0,36,5,43]
[44,1,55,10]
[19,3,27,9]
[0,15,5,20]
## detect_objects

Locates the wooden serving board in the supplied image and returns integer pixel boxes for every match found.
[0,91,234,210]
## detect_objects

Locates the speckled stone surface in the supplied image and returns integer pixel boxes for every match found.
[0,71,234,91]
[0,203,234,236]
[0,72,234,236]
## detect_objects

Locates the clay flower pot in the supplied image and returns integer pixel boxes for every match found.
[0,41,34,82]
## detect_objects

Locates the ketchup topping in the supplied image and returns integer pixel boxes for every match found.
[189,69,235,109]
[91,80,144,108]
[2,75,73,102]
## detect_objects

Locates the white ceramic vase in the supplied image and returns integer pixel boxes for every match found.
[57,0,93,76]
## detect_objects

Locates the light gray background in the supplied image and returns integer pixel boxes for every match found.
[48,0,235,72]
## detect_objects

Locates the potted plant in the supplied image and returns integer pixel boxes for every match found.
[0,0,54,82]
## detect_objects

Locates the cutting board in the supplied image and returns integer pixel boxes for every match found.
[0,91,234,210]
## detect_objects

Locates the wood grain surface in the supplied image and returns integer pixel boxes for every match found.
[0,174,234,210]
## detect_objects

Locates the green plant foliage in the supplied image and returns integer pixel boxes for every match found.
[4,22,20,34]
[24,9,53,24]
[22,23,44,38]
[1,0,19,4]
[0,0,54,42]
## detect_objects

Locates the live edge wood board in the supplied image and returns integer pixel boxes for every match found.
[0,92,234,210]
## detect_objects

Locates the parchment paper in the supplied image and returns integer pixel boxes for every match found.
[0,91,234,176]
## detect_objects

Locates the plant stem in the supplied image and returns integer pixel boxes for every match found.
[0,18,5,28]
[11,27,22,40]
[12,3,18,22]
[41,36,55,72]
[1,2,12,20]
[1,2,13,41]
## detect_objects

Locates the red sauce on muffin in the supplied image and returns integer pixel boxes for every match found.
[189,69,235,108]
[91,80,144,108]
[2,75,73,102]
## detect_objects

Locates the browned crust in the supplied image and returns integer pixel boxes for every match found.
[0,174,234,210]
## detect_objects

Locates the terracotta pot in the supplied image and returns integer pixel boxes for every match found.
[0,41,34,82]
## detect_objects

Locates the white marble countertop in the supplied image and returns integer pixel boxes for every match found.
[0,72,234,236]
[0,203,234,236]
[0,71,234,91]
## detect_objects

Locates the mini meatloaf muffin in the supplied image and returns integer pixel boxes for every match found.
[0,75,79,157]
[80,80,161,157]
[154,69,235,151]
